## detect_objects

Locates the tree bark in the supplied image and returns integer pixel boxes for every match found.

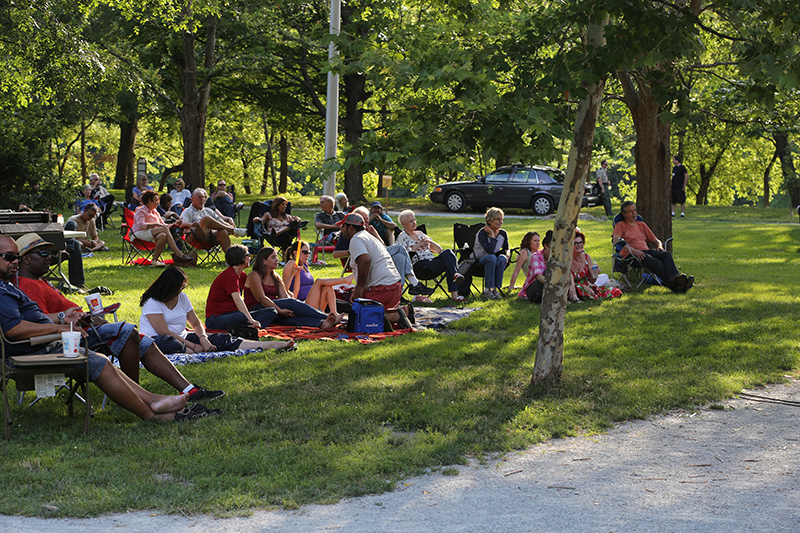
[533,15,609,385]
[763,148,779,208]
[618,69,672,243]
[695,145,727,205]
[279,133,288,194]
[180,13,216,187]
[774,131,799,208]
[114,118,138,189]
[80,121,87,182]
[342,70,367,203]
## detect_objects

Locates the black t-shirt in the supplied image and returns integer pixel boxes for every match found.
[672,164,687,189]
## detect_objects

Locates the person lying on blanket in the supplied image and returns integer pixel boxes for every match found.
[140,266,294,354]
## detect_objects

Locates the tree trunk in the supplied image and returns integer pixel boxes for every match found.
[261,113,276,196]
[695,145,727,205]
[279,133,288,194]
[763,149,779,208]
[774,131,799,208]
[180,14,216,188]
[242,144,251,195]
[114,118,138,189]
[533,15,609,385]
[618,70,672,243]
[80,121,87,182]
[342,70,367,204]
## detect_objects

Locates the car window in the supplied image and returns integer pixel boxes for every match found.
[536,170,557,184]
[510,170,534,183]
[486,171,512,184]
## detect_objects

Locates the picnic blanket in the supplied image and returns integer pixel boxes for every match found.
[158,306,480,366]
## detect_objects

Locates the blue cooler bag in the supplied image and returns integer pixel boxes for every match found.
[348,298,385,333]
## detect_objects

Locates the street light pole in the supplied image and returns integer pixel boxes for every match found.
[323,0,341,197]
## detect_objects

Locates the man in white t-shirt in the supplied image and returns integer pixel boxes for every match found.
[180,188,246,252]
[340,212,402,309]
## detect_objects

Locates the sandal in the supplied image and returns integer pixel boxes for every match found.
[451,295,466,302]
[412,295,433,303]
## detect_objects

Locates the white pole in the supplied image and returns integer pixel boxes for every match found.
[323,0,341,197]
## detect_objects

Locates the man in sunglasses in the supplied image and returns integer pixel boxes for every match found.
[12,233,224,402]
[0,235,218,422]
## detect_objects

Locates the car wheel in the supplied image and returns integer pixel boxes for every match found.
[532,195,554,216]
[445,191,467,212]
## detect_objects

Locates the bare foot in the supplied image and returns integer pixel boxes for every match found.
[320,312,342,331]
[259,340,295,351]
[149,394,188,414]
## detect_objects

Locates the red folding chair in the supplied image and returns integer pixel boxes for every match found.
[120,208,156,265]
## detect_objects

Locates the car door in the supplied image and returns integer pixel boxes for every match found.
[507,168,538,208]
[472,169,513,207]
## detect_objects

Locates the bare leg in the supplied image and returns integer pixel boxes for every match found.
[93,360,187,420]
[151,226,190,259]
[320,311,341,331]
[239,339,295,351]
[117,334,141,384]
[151,231,168,263]
[141,343,191,392]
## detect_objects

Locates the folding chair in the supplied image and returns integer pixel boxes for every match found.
[120,208,156,265]
[393,225,449,298]
[311,229,337,264]
[182,229,223,265]
[611,213,673,289]
[1,325,91,440]
[453,222,489,294]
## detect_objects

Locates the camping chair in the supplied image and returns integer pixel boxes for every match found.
[182,229,223,265]
[1,324,91,440]
[453,222,490,294]
[393,225,449,298]
[311,228,337,265]
[120,208,157,265]
[611,213,673,289]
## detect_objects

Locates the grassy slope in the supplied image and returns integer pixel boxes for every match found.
[1,200,798,517]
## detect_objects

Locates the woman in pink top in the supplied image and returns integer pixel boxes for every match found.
[132,190,194,266]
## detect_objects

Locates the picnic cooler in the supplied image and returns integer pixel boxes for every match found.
[348,299,385,333]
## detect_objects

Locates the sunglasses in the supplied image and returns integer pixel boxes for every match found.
[0,252,21,262]
[300,250,310,255]
[32,250,51,257]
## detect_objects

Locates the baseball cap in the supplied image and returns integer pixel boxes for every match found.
[16,233,54,256]
[336,212,365,227]
[371,201,383,208]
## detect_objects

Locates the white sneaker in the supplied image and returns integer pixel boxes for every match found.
[233,227,246,237]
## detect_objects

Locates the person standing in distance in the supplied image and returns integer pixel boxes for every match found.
[596,160,613,216]
[671,156,688,218]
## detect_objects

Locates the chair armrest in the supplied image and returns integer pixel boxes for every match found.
[29,333,62,346]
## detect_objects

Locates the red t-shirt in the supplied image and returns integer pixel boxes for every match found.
[205,267,247,317]
[16,276,79,314]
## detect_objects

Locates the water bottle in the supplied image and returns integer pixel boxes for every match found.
[57,214,64,225]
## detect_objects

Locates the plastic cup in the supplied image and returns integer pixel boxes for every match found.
[84,293,103,314]
[61,331,82,358]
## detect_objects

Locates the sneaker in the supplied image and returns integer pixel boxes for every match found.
[233,227,247,237]
[671,212,675,217]
[680,275,694,293]
[453,273,465,284]
[408,283,435,296]
[186,386,225,402]
[680,213,685,218]
[666,274,687,293]
[412,294,432,303]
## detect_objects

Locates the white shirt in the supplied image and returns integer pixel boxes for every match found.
[181,205,221,225]
[349,230,400,288]
[139,293,194,338]
[170,189,191,208]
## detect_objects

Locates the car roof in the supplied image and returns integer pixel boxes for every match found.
[492,164,561,173]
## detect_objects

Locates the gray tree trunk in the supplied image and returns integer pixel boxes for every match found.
[533,15,609,384]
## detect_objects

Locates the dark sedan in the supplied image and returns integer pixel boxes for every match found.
[430,164,600,215]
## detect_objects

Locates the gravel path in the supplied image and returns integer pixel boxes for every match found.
[3,379,800,532]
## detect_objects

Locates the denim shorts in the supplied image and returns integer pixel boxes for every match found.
[86,322,153,359]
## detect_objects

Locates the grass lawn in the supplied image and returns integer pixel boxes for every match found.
[1,200,799,517]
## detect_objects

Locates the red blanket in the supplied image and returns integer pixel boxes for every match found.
[208,325,413,344]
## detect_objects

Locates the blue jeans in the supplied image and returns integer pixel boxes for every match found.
[250,299,327,328]
[415,249,460,291]
[205,311,256,331]
[478,254,508,289]
[387,244,413,290]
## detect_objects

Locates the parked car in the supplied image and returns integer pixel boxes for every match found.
[430,164,601,215]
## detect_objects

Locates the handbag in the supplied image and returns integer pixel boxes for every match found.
[228,325,259,340]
